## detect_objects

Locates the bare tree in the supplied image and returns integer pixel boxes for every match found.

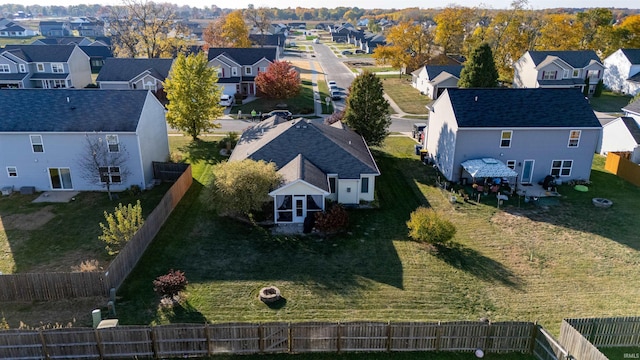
[78,134,131,201]
[245,4,273,46]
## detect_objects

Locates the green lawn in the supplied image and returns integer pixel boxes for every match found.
[589,91,632,113]
[380,75,432,115]
[599,346,640,359]
[108,136,640,337]
[232,80,316,116]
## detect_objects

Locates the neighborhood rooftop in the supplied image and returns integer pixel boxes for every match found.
[96,58,174,82]
[207,47,278,64]
[2,44,77,62]
[0,89,149,132]
[425,65,463,79]
[528,50,601,68]
[444,88,601,128]
[620,48,640,64]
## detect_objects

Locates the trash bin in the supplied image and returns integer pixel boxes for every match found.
[415,144,423,155]
[420,149,428,162]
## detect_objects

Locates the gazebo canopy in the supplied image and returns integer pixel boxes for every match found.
[461,158,518,178]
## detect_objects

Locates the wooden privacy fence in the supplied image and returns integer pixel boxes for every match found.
[0,165,192,302]
[560,316,640,360]
[605,152,640,187]
[0,321,562,359]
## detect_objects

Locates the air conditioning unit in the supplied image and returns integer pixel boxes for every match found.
[1,186,13,196]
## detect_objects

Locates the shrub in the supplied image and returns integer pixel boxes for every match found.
[127,184,142,196]
[594,79,604,97]
[153,269,188,299]
[218,131,239,150]
[406,207,456,245]
[314,204,349,233]
[71,259,100,272]
[98,200,144,256]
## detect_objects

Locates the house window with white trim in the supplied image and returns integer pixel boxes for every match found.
[551,160,573,177]
[0,64,9,73]
[36,63,45,72]
[361,177,369,193]
[587,69,600,78]
[7,166,17,177]
[568,130,581,147]
[244,66,252,75]
[500,130,512,148]
[51,63,64,73]
[328,176,337,194]
[542,71,556,80]
[99,166,122,183]
[506,160,516,170]
[30,134,44,153]
[563,69,569,78]
[231,67,238,76]
[106,134,119,152]
[216,68,223,78]
[572,69,580,77]
[19,64,26,73]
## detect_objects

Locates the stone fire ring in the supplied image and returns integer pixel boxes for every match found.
[259,286,281,303]
[592,198,613,208]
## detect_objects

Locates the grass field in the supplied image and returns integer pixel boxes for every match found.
[589,91,632,113]
[232,79,316,116]
[599,346,640,359]
[2,136,639,338]
[380,75,433,115]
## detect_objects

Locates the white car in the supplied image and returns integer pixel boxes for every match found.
[328,80,338,90]
[219,94,233,107]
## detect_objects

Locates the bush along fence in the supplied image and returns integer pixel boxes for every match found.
[0,321,568,359]
[560,316,640,360]
[0,165,192,302]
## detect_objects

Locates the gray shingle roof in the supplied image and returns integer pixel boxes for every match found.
[528,50,601,68]
[207,47,277,65]
[79,45,112,58]
[623,97,640,115]
[0,89,149,132]
[2,44,76,62]
[621,117,640,144]
[621,49,640,65]
[444,88,601,128]
[96,58,173,82]
[230,118,379,179]
[426,65,463,80]
[278,154,329,191]
[0,73,29,81]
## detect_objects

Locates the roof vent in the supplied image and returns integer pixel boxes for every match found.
[261,128,264,135]
[475,96,478,102]
[348,140,351,145]
[66,96,70,103]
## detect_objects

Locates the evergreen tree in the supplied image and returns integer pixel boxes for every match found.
[458,43,499,88]
[343,71,391,146]
[164,52,223,140]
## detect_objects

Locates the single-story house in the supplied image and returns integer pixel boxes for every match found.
[598,116,640,163]
[411,65,463,100]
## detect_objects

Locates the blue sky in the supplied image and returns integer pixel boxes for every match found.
[20,0,640,9]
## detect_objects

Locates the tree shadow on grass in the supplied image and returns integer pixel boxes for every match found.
[159,299,207,324]
[435,243,522,290]
[180,140,224,164]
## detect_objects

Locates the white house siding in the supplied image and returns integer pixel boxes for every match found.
[425,94,459,180]
[99,82,130,90]
[359,175,376,202]
[412,67,428,93]
[600,118,640,163]
[513,53,539,88]
[132,74,162,91]
[0,132,145,192]
[337,179,359,204]
[136,92,170,188]
[432,76,459,100]
[68,46,91,88]
[453,128,600,184]
[604,49,640,96]
[270,181,327,224]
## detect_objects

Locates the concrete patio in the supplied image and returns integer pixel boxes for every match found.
[32,191,79,203]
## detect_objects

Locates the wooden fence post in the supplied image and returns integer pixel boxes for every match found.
[150,327,159,359]
[336,321,341,354]
[205,323,212,356]
[529,322,538,355]
[386,321,391,352]
[38,329,49,360]
[258,323,264,353]
[287,322,292,354]
[435,321,441,351]
[94,329,105,360]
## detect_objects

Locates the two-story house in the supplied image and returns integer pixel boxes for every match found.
[38,21,70,37]
[96,58,174,92]
[513,50,604,95]
[0,89,170,193]
[0,45,91,89]
[207,47,277,97]
[0,20,37,37]
[603,48,640,97]
[411,65,463,100]
[424,88,601,186]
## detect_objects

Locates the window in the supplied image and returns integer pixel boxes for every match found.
[216,68,223,78]
[36,63,44,72]
[275,195,292,222]
[231,67,238,76]
[7,166,17,177]
[51,63,64,73]
[19,64,26,73]
[500,130,512,148]
[244,66,252,75]
[568,130,581,147]
[551,160,573,177]
[30,135,44,153]
[143,81,155,90]
[563,69,569,78]
[328,177,337,194]
[572,69,580,77]
[542,71,557,80]
[260,67,267,73]
[99,166,121,183]
[361,177,369,193]
[0,64,9,73]
[587,69,600,78]
[506,160,516,170]
[106,134,119,152]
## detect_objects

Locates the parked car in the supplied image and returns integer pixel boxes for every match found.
[412,123,427,140]
[328,80,338,90]
[331,90,342,100]
[219,94,234,107]
[355,49,366,54]
[341,50,353,55]
[262,110,293,120]
[313,38,320,44]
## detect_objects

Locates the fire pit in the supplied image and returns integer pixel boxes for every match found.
[259,286,281,303]
[592,198,613,208]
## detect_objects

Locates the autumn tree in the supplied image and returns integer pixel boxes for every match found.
[576,8,614,51]
[255,61,301,99]
[99,200,144,256]
[164,52,222,140]
[203,10,251,48]
[77,134,131,201]
[434,6,476,55]
[618,14,640,48]
[107,0,189,58]
[372,21,434,74]
[536,14,582,50]
[204,160,283,217]
[458,43,499,88]
[343,71,391,146]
